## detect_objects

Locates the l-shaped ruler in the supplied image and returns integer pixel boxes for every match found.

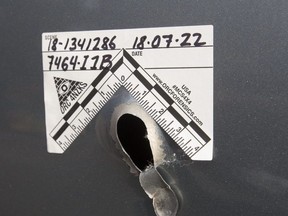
[42,26,213,160]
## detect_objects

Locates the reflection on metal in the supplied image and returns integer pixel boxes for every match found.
[140,167,178,216]
[110,97,179,216]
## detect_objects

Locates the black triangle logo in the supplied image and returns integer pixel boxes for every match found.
[54,77,87,114]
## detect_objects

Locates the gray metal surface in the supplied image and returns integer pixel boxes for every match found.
[1,0,288,215]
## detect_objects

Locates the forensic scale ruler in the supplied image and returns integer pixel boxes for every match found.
[42,25,213,160]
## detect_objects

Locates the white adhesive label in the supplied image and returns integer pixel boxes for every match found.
[42,25,213,160]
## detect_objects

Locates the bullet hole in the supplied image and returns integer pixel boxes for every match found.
[117,114,154,171]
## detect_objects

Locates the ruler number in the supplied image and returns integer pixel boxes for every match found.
[159,108,165,114]
[121,75,125,81]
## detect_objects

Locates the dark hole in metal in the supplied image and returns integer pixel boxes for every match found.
[117,114,154,171]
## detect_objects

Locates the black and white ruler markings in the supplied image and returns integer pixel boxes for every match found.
[49,49,210,159]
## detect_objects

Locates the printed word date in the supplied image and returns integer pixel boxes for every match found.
[47,54,112,71]
[48,36,117,51]
[132,33,206,49]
